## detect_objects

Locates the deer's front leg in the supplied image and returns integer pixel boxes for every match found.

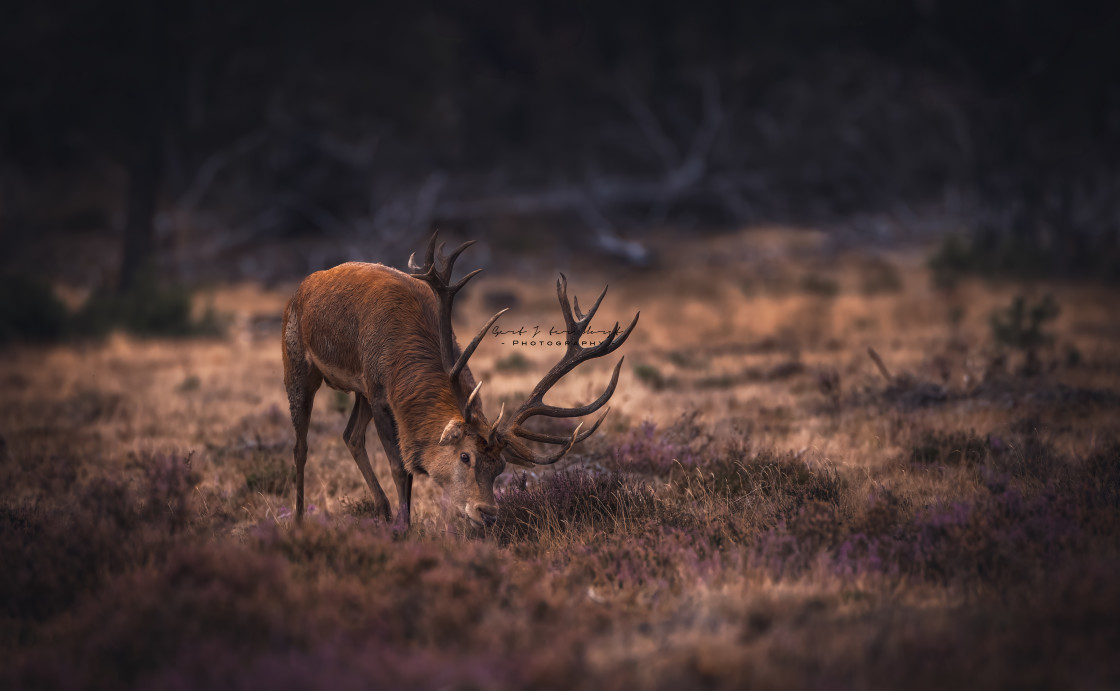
[343,395,392,522]
[371,404,412,529]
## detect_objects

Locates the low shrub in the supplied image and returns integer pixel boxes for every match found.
[0,271,224,345]
[0,274,70,345]
[0,453,197,633]
[910,430,991,467]
[754,499,846,577]
[632,363,667,390]
[799,273,840,297]
[494,352,532,372]
[909,422,1058,482]
[613,420,696,475]
[11,544,305,690]
[859,257,903,295]
[989,294,1059,352]
[928,233,1053,288]
[495,471,660,543]
[243,452,294,496]
[73,277,224,338]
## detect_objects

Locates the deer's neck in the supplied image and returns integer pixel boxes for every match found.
[384,352,462,474]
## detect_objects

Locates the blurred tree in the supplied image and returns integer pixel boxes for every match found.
[0,0,193,290]
[0,0,1117,283]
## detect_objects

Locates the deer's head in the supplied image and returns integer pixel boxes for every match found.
[409,235,638,528]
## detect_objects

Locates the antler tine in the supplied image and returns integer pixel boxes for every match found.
[510,278,597,416]
[555,275,581,331]
[574,309,639,362]
[484,402,506,446]
[422,232,439,271]
[603,311,640,356]
[444,240,476,276]
[556,274,575,332]
[452,268,483,293]
[557,274,609,333]
[491,271,637,465]
[512,356,625,424]
[408,232,440,277]
[504,422,584,466]
[465,380,483,409]
[518,313,622,409]
[512,407,611,445]
[514,279,637,420]
[578,285,608,328]
[463,380,484,424]
[408,233,489,399]
[414,236,481,297]
[410,232,473,282]
[435,240,448,268]
[451,308,509,382]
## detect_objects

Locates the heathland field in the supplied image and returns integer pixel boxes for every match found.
[3,230,1119,689]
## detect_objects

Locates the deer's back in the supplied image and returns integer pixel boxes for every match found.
[284,262,443,394]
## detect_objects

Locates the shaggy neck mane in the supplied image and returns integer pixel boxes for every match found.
[380,301,463,470]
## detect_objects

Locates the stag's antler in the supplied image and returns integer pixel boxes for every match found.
[409,233,507,404]
[494,273,639,465]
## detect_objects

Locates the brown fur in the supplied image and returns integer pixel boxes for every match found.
[282,262,502,527]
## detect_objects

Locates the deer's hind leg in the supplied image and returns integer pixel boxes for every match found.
[344,395,393,522]
[283,345,322,524]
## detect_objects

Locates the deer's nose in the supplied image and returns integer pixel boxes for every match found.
[477,505,498,527]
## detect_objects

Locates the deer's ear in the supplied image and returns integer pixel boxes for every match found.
[438,419,465,446]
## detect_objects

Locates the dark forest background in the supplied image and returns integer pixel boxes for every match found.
[4,7,1120,687]
[2,0,1118,290]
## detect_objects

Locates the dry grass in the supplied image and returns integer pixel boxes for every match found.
[2,229,1119,689]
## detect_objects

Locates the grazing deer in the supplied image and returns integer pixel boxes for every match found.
[282,235,638,528]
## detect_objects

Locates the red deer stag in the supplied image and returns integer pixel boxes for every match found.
[282,235,638,528]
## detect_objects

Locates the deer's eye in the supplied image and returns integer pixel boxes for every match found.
[460,452,471,465]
